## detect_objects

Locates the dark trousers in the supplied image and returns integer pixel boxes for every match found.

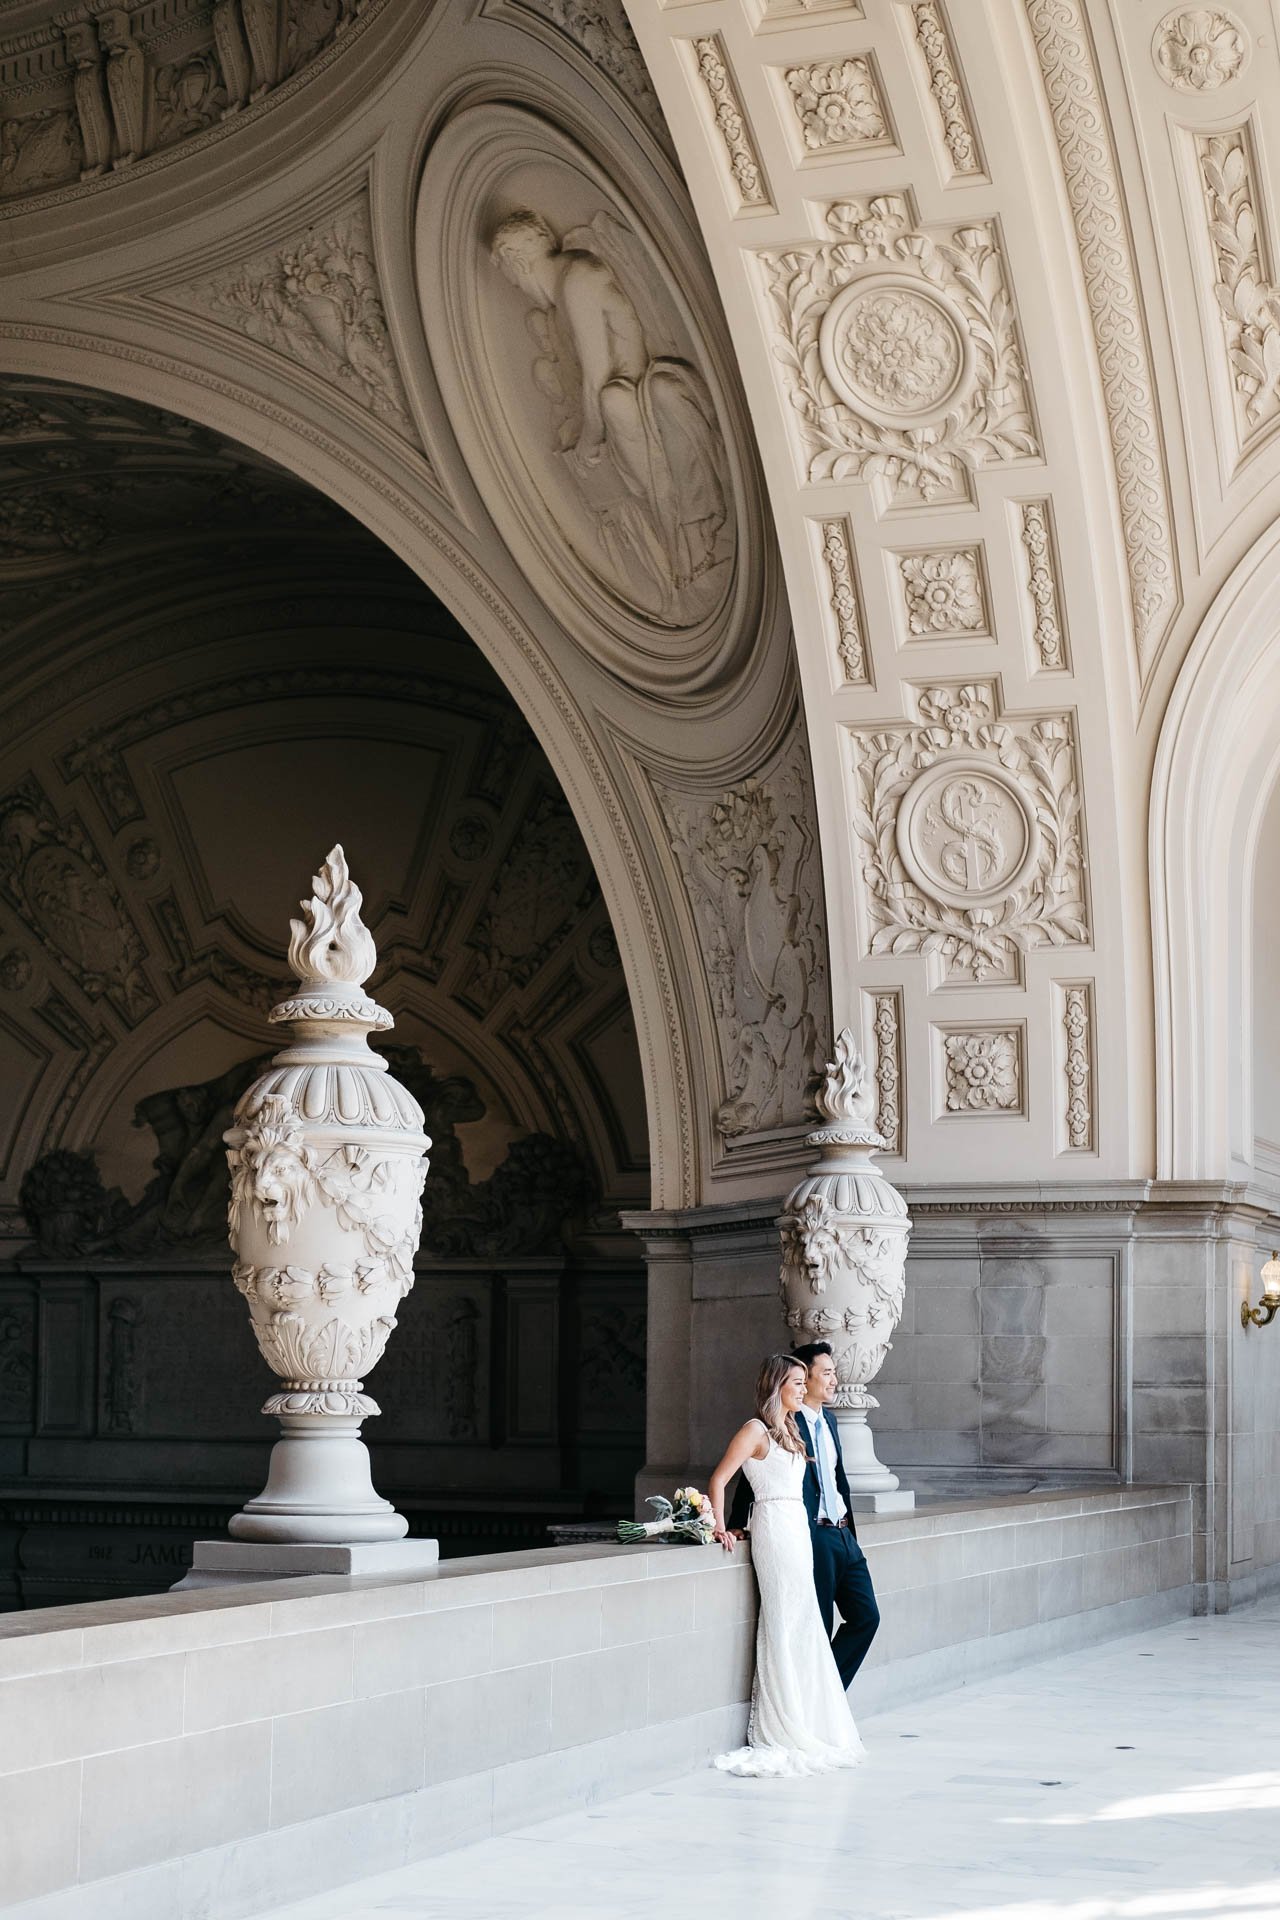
[811,1523,880,1689]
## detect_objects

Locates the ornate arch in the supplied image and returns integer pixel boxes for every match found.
[0,329,700,1204]
[1151,520,1280,1180]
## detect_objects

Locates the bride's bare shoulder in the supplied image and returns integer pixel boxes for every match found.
[738,1416,770,1459]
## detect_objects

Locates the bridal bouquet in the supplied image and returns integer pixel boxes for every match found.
[618,1487,716,1546]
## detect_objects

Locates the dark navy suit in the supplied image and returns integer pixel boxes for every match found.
[728,1406,880,1690]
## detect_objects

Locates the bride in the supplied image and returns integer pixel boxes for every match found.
[708,1353,865,1778]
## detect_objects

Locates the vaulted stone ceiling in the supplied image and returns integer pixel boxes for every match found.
[0,374,648,1253]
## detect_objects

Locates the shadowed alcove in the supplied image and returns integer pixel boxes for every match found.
[0,374,649,1606]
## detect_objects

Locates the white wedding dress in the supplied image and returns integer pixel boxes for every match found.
[715,1428,866,1779]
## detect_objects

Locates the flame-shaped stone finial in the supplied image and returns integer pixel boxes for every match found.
[814,1028,878,1133]
[287,845,377,989]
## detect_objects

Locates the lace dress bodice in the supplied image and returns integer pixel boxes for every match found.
[740,1429,807,1506]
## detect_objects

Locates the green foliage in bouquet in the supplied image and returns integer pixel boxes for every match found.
[618,1486,715,1545]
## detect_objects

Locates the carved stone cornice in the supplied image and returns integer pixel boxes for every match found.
[0,0,392,212]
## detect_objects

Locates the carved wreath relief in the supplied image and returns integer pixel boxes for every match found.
[760,193,1037,506]
[846,682,1089,985]
[659,723,830,1141]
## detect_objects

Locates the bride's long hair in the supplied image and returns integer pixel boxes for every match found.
[756,1353,808,1456]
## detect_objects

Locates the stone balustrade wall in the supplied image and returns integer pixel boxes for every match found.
[0,1487,1193,1919]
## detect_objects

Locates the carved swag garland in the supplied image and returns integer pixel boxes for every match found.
[759,194,1038,499]
[847,684,1089,983]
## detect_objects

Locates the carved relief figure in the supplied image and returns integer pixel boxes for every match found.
[213,0,254,111]
[490,208,730,625]
[64,23,114,178]
[99,9,146,167]
[661,727,829,1139]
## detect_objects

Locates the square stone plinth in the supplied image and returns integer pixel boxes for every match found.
[847,1491,916,1513]
[174,1539,441,1589]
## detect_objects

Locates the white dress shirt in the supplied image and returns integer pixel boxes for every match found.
[800,1404,848,1524]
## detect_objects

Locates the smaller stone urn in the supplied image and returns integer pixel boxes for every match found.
[223,846,430,1543]
[779,1027,911,1503]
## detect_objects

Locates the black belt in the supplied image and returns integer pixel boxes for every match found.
[817,1517,851,1529]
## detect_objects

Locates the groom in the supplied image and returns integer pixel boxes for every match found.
[729,1340,880,1689]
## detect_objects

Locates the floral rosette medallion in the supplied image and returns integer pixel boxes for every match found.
[223,846,430,1543]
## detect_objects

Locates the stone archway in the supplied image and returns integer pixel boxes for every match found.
[1151,521,1280,1184]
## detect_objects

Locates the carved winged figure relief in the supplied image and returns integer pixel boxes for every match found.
[490,208,730,624]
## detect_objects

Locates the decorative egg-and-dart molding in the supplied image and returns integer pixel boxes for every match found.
[778,1028,912,1508]
[221,844,431,1547]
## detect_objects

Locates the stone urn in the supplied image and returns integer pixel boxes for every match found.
[779,1027,911,1501]
[223,846,430,1543]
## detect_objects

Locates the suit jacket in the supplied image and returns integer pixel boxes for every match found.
[727,1406,858,1540]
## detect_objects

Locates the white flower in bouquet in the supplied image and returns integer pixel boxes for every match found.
[618,1487,716,1545]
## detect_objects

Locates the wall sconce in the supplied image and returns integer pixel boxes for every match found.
[1242,1253,1280,1329]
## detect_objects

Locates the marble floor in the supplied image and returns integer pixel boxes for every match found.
[249,1597,1280,1920]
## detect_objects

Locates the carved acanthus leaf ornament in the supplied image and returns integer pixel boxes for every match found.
[165,200,420,445]
[658,721,830,1142]
[846,683,1089,984]
[760,195,1037,501]
[515,0,668,147]
[1199,130,1280,449]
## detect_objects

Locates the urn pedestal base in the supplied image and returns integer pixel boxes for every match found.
[834,1407,914,1511]
[229,1413,409,1545]
[173,1536,441,1590]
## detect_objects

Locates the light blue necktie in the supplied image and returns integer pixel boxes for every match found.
[808,1410,839,1521]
